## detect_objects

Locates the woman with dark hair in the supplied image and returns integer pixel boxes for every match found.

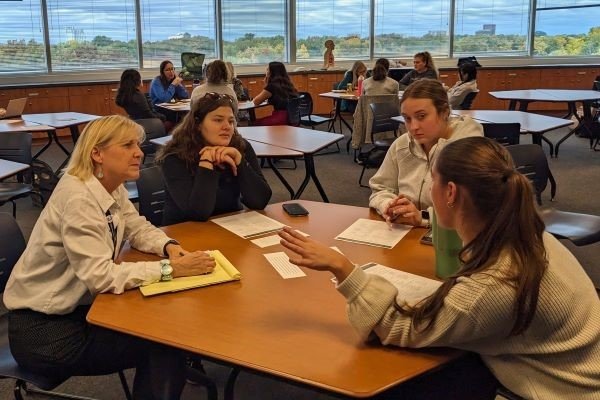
[252,61,298,126]
[447,62,478,109]
[362,58,399,96]
[369,79,482,228]
[149,60,190,122]
[279,136,600,400]
[115,69,166,122]
[155,93,271,225]
[191,60,238,110]
[399,51,439,88]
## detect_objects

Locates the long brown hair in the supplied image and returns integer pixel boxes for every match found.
[400,79,450,117]
[155,93,245,169]
[266,61,297,100]
[398,137,548,336]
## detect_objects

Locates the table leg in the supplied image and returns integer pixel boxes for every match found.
[55,125,81,172]
[224,368,241,400]
[266,157,295,199]
[555,101,587,157]
[32,129,57,160]
[293,154,329,202]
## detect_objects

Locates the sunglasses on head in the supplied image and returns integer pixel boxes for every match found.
[203,92,234,103]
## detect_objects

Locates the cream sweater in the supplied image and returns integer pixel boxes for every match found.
[337,233,600,399]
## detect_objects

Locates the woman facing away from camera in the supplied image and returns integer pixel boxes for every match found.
[369,79,483,228]
[3,115,216,400]
[156,92,271,226]
[361,58,399,96]
[252,61,298,126]
[279,136,600,400]
[191,59,238,111]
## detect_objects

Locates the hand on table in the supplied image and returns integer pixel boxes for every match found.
[171,251,216,278]
[384,195,422,227]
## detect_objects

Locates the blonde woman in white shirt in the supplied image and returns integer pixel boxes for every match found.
[4,115,215,400]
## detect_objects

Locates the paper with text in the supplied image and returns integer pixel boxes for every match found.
[362,263,442,305]
[250,229,310,248]
[335,218,411,248]
[212,211,285,239]
[264,252,306,279]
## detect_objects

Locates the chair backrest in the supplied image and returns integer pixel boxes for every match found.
[0,213,26,291]
[506,144,549,205]
[297,91,314,118]
[483,122,521,146]
[136,166,166,226]
[286,95,302,127]
[0,131,32,165]
[351,94,399,149]
[459,91,478,110]
[369,102,400,141]
[135,118,167,141]
[592,79,600,91]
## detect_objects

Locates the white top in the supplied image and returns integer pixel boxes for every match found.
[362,77,399,96]
[4,174,172,315]
[447,80,478,109]
[191,82,238,110]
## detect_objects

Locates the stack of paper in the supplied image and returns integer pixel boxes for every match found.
[211,211,285,238]
[335,218,411,249]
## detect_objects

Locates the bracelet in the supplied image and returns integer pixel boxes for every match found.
[199,159,214,165]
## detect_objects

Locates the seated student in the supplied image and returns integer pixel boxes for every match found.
[3,115,216,400]
[191,60,238,111]
[399,51,439,89]
[279,136,600,400]
[115,69,172,130]
[362,58,399,96]
[447,62,478,109]
[252,61,298,126]
[149,60,190,122]
[225,61,250,102]
[336,61,367,113]
[156,93,272,226]
[369,79,483,228]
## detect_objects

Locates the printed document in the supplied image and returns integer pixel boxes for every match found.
[335,218,411,248]
[212,211,285,239]
[264,252,306,279]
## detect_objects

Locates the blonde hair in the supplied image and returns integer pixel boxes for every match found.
[66,115,145,180]
[225,61,235,83]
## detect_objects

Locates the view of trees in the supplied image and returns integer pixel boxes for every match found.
[0,26,598,72]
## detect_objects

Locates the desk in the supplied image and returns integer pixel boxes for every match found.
[489,89,600,156]
[157,100,270,122]
[150,135,302,199]
[238,126,343,202]
[23,112,101,170]
[88,201,490,399]
[0,158,29,180]
[0,119,56,160]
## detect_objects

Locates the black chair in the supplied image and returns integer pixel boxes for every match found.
[357,102,400,187]
[0,213,133,400]
[136,166,166,227]
[0,132,41,217]
[506,144,600,247]
[135,118,168,164]
[286,95,302,127]
[298,91,335,132]
[458,90,479,110]
[483,122,521,146]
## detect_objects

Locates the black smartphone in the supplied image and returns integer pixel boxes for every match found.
[282,203,309,216]
[420,228,433,246]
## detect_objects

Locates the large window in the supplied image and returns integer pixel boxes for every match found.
[534,1,600,56]
[0,0,46,74]
[46,0,138,70]
[222,0,287,64]
[140,0,216,69]
[296,0,370,62]
[374,0,451,58]
[454,0,530,56]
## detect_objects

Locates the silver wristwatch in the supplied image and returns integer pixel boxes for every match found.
[160,259,173,281]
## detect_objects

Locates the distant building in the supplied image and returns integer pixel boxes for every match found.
[476,24,496,35]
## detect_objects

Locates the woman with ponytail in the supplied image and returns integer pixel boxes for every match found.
[279,137,600,399]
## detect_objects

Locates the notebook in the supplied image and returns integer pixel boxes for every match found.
[139,250,241,296]
[0,98,27,119]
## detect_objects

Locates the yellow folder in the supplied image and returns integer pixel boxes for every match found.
[139,250,241,296]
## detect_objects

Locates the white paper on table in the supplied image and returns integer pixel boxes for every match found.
[250,229,310,248]
[335,218,411,249]
[361,262,442,305]
[212,211,285,239]
[264,252,306,279]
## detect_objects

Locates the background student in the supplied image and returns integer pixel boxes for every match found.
[362,58,399,95]
[336,61,367,112]
[3,115,216,400]
[399,51,439,88]
[447,62,478,109]
[191,60,238,111]
[156,93,271,225]
[252,61,298,126]
[279,136,600,400]
[149,60,190,122]
[369,79,482,228]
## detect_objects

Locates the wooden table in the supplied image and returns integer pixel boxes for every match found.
[150,135,303,199]
[238,126,344,202]
[489,89,600,156]
[157,100,270,122]
[22,112,101,170]
[88,201,492,399]
[0,119,56,160]
[0,158,29,179]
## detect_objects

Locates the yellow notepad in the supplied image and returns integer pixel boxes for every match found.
[140,250,241,296]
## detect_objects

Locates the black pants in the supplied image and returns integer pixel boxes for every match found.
[8,306,186,400]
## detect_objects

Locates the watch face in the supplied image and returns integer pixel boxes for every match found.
[160,261,173,275]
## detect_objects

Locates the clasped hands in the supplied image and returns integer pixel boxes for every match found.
[199,146,242,175]
[383,194,422,227]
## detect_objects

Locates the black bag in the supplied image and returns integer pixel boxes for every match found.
[457,56,481,67]
[31,160,59,207]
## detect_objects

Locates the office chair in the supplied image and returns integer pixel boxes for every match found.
[483,122,521,146]
[136,166,166,227]
[0,213,133,400]
[135,118,168,165]
[286,95,302,127]
[458,90,479,110]
[506,144,600,247]
[0,132,41,217]
[297,91,339,153]
[357,102,400,187]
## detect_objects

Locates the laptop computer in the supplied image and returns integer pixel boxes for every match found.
[0,97,27,119]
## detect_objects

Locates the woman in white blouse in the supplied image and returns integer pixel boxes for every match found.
[447,62,478,109]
